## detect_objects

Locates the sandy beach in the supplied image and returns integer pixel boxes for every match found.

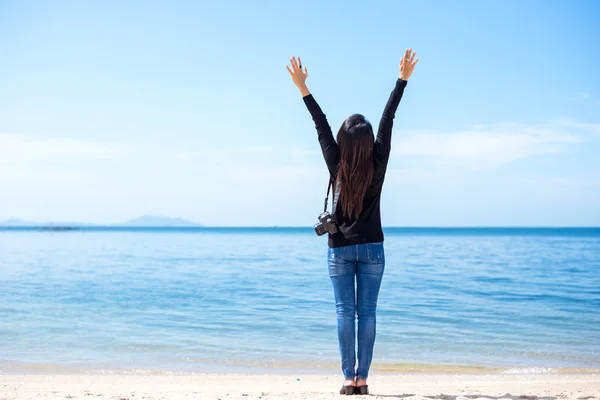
[2,373,599,400]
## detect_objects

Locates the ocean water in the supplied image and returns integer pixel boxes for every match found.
[1,227,599,373]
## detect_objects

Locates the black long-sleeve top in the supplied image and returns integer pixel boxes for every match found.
[303,79,407,248]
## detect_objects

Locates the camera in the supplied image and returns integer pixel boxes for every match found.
[314,211,339,236]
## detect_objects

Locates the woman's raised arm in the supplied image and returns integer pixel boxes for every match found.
[375,48,419,163]
[287,56,339,178]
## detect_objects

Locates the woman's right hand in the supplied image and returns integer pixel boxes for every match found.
[400,48,419,81]
[286,56,310,96]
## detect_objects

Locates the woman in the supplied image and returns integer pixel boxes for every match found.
[286,49,418,395]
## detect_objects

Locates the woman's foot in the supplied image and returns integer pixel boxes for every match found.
[339,379,356,395]
[355,378,368,395]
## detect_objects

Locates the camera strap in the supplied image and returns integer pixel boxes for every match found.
[323,176,336,214]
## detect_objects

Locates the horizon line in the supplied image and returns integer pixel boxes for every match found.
[1,225,599,229]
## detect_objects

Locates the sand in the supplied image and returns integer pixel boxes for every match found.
[1,373,599,400]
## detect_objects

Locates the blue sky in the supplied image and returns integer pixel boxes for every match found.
[1,0,599,226]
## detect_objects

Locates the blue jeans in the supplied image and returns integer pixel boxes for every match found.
[327,242,385,380]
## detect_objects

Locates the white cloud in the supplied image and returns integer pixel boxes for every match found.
[3,119,598,174]
[2,118,598,223]
[553,119,600,136]
[172,146,319,164]
[171,146,276,164]
[385,167,464,185]
[227,165,322,183]
[0,166,90,186]
[0,133,129,164]
[288,147,320,160]
[98,118,597,175]
[392,120,597,169]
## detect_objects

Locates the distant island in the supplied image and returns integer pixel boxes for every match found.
[0,216,203,228]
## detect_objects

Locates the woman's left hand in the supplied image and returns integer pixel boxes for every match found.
[286,56,310,96]
[400,48,419,81]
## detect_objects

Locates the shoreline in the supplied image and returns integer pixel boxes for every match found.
[2,373,599,400]
[2,361,599,376]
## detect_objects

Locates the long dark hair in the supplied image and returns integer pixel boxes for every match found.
[336,114,374,220]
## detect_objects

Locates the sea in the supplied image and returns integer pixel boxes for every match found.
[1,227,599,374]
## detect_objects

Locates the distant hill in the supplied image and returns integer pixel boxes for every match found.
[120,216,202,227]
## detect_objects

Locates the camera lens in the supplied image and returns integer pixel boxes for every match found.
[314,222,326,236]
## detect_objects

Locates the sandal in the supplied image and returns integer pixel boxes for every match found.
[355,385,369,395]
[339,385,356,395]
